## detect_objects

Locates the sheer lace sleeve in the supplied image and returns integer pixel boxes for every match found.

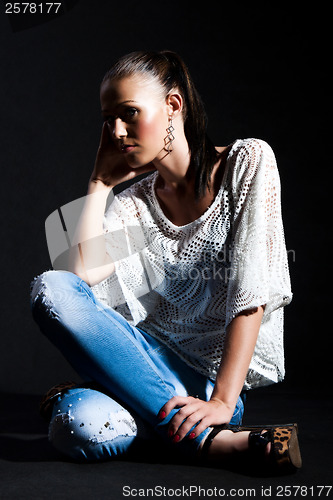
[225,139,292,327]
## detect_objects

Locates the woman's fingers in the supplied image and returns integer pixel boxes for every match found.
[99,121,113,148]
[168,403,202,434]
[170,408,207,442]
[158,397,230,443]
[158,395,197,418]
[159,396,209,442]
[184,417,212,441]
[91,123,156,187]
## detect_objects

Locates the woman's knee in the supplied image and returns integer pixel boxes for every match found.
[30,270,81,319]
[48,388,138,461]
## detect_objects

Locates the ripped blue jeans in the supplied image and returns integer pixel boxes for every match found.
[30,270,245,461]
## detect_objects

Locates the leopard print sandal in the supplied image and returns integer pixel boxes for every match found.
[244,423,302,472]
[200,423,302,473]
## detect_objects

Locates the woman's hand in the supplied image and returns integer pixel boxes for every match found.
[89,122,156,188]
[158,396,234,443]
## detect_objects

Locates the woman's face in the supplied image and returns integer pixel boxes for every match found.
[100,75,171,167]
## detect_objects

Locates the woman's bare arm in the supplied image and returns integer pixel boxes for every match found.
[68,122,156,286]
[210,306,264,409]
[68,180,115,287]
[159,306,264,441]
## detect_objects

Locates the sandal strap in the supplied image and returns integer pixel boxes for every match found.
[200,424,229,457]
[39,380,77,421]
[248,429,271,455]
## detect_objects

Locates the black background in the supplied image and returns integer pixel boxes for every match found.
[0,1,329,396]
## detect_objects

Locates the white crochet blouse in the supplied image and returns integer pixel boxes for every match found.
[92,138,292,390]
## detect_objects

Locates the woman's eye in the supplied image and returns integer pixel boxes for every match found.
[123,108,138,120]
[103,108,137,125]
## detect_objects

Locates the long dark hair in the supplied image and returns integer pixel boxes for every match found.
[102,50,220,200]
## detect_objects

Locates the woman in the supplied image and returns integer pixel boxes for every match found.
[30,50,301,471]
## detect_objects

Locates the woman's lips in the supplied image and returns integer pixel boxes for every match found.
[121,144,137,153]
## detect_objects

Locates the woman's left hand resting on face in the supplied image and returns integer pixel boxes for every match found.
[158,305,265,443]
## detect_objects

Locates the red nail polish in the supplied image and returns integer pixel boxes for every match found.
[173,434,180,443]
[159,410,166,420]
[189,432,196,440]
[168,429,174,438]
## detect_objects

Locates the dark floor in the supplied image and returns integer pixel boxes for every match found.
[0,386,332,500]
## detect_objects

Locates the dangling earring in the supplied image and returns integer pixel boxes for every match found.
[164,116,175,153]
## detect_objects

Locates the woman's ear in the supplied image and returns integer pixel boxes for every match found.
[166,92,183,118]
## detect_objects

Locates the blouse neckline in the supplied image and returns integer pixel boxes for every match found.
[151,140,239,230]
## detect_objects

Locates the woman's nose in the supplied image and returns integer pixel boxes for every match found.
[112,118,127,139]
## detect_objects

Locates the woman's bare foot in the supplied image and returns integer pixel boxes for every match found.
[200,429,271,459]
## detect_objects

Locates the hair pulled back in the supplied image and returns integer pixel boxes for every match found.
[102,50,220,199]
